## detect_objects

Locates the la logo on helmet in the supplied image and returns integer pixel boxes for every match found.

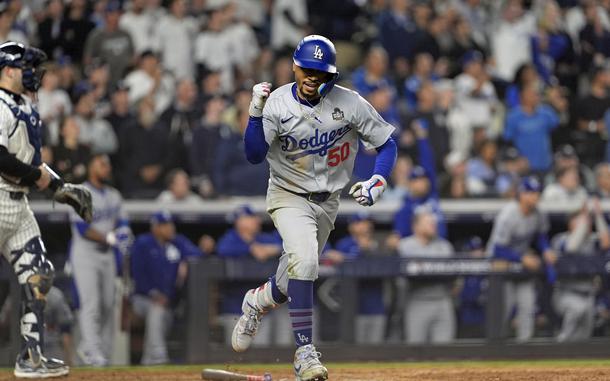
[313,45,323,60]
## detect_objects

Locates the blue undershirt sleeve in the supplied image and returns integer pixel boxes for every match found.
[373,137,397,180]
[244,116,269,164]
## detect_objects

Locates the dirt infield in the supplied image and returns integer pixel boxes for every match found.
[3,362,610,381]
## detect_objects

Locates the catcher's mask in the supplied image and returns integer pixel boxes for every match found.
[0,41,48,91]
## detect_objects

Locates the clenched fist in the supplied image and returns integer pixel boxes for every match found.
[349,175,387,206]
[249,82,272,117]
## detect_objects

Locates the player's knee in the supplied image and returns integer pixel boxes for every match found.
[10,237,54,299]
[290,257,318,280]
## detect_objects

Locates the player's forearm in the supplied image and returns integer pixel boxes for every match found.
[244,116,269,164]
[373,137,397,180]
[493,244,522,262]
[565,219,590,252]
[83,227,109,245]
[0,146,41,185]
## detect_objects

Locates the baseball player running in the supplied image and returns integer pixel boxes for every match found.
[486,176,557,341]
[0,41,92,378]
[70,153,132,367]
[232,35,397,381]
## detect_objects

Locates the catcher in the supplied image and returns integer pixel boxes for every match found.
[0,41,91,378]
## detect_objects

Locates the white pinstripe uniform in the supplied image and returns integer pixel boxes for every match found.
[0,90,43,273]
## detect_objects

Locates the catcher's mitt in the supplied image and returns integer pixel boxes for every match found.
[53,183,93,223]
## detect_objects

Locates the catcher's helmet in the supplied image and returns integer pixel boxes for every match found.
[0,41,47,91]
[293,35,339,96]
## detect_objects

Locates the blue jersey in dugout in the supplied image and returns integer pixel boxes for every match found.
[334,237,384,315]
[131,233,203,301]
[216,229,282,314]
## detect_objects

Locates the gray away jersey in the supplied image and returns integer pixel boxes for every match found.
[486,201,549,257]
[70,182,125,253]
[262,83,395,193]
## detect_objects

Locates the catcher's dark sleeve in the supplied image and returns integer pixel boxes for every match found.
[0,146,41,185]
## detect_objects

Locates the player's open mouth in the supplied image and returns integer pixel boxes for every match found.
[303,81,319,92]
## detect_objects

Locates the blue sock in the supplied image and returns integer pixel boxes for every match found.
[288,279,314,347]
[270,276,288,304]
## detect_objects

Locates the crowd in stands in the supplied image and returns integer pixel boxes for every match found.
[4,0,607,201]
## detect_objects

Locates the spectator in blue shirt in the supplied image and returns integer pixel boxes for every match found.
[466,139,498,197]
[388,121,447,249]
[377,0,418,76]
[130,210,203,364]
[216,205,283,347]
[330,212,387,344]
[404,52,439,111]
[504,82,560,173]
[504,63,540,110]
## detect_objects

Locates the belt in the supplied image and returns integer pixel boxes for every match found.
[280,187,332,203]
[8,191,24,200]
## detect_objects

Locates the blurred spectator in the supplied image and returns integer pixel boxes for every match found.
[398,209,456,344]
[216,205,282,346]
[377,0,417,76]
[157,169,202,203]
[73,85,119,155]
[530,1,572,84]
[213,109,269,196]
[131,211,203,364]
[223,2,260,82]
[119,0,157,54]
[83,1,135,89]
[38,0,65,59]
[447,16,486,76]
[504,82,560,173]
[595,163,610,199]
[119,96,166,198]
[571,66,610,168]
[383,154,412,201]
[552,199,610,342]
[541,167,588,203]
[189,96,224,198]
[466,139,498,197]
[157,0,198,80]
[106,81,135,137]
[456,237,487,338]
[454,50,499,139]
[505,63,541,110]
[439,152,468,199]
[124,50,175,115]
[61,0,96,64]
[157,79,198,172]
[350,46,392,98]
[486,177,556,341]
[578,1,610,73]
[491,0,536,81]
[544,145,597,192]
[327,213,386,344]
[38,65,72,145]
[390,122,447,248]
[0,2,27,44]
[44,286,75,366]
[404,53,439,111]
[495,147,528,198]
[52,116,91,184]
[86,59,112,116]
[270,0,307,54]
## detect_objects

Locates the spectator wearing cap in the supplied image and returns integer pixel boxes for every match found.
[388,122,447,249]
[397,209,456,344]
[106,81,135,138]
[216,205,283,347]
[551,199,610,342]
[130,210,203,364]
[486,176,557,341]
[466,139,498,197]
[542,166,588,204]
[544,145,596,192]
[83,1,135,88]
[157,169,202,203]
[456,237,487,338]
[571,66,610,168]
[51,116,91,184]
[505,63,541,110]
[594,163,610,199]
[453,50,498,134]
[495,147,528,198]
[212,108,270,196]
[73,83,119,155]
[504,82,560,174]
[119,95,166,198]
[119,0,158,54]
[326,213,387,344]
[124,50,175,116]
[157,0,198,80]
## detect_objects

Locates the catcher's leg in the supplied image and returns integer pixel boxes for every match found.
[10,236,69,378]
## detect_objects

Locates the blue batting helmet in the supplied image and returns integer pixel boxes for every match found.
[293,35,339,96]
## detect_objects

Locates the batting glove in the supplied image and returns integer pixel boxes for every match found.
[249,82,272,117]
[349,175,387,206]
